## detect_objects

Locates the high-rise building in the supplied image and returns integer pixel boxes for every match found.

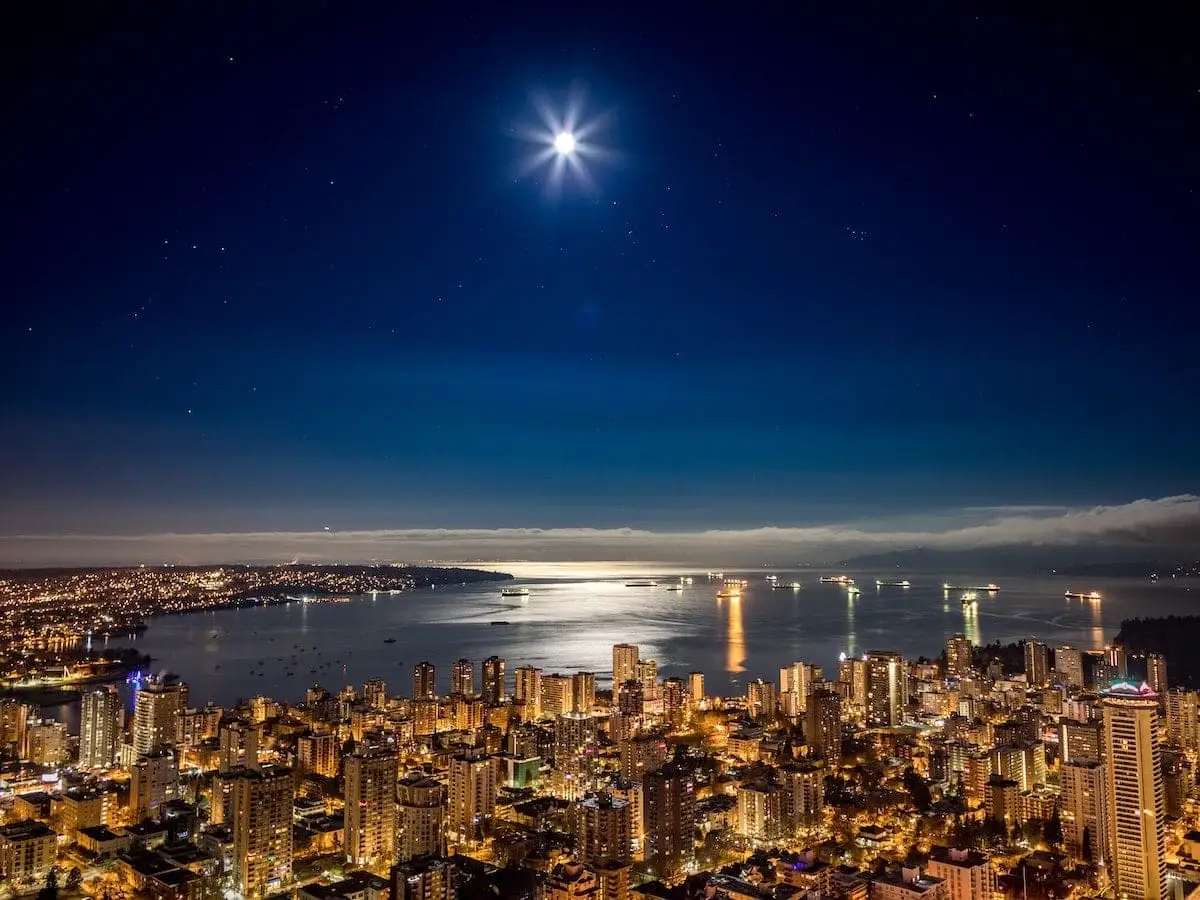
[130,748,179,820]
[79,688,123,769]
[447,752,497,845]
[619,734,669,782]
[779,761,824,831]
[1024,641,1049,689]
[133,679,186,756]
[804,689,842,760]
[637,659,658,700]
[363,678,387,710]
[746,679,776,722]
[541,860,599,900]
[1062,758,1108,865]
[574,792,634,865]
[612,645,639,691]
[1061,720,1103,764]
[450,659,474,697]
[481,656,505,704]
[594,860,631,900]
[1167,688,1200,753]
[218,718,259,773]
[644,755,695,879]
[344,750,398,871]
[780,662,818,713]
[927,847,994,900]
[514,665,543,720]
[737,782,782,842]
[1107,645,1129,679]
[555,713,600,785]
[839,654,869,718]
[1056,646,1085,689]
[542,674,573,718]
[866,651,906,727]
[687,672,705,707]
[413,662,436,701]
[1147,653,1168,697]
[232,765,294,899]
[572,672,597,714]
[397,772,445,861]
[661,678,687,728]
[296,731,339,777]
[391,856,455,900]
[0,700,30,758]
[945,635,973,679]
[1102,682,1165,899]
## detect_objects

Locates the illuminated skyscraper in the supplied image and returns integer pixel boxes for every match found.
[574,791,634,865]
[344,750,398,871]
[542,673,573,718]
[451,659,474,697]
[1024,640,1050,689]
[80,687,123,769]
[746,679,776,722]
[804,689,842,760]
[572,672,597,714]
[866,651,906,727]
[481,656,505,704]
[1062,758,1108,865]
[945,635,973,679]
[218,718,259,773]
[839,655,869,718]
[232,765,294,898]
[397,772,445,861]
[133,679,185,756]
[447,752,496,846]
[1103,683,1165,899]
[687,672,705,707]
[661,678,686,728]
[1056,646,1085,689]
[1167,688,1199,753]
[644,755,695,879]
[1146,653,1168,697]
[296,731,339,777]
[514,665,543,720]
[555,712,600,786]
[1107,645,1129,679]
[413,662,436,701]
[130,748,179,820]
[779,761,824,831]
[637,659,658,700]
[612,645,639,691]
[363,678,387,710]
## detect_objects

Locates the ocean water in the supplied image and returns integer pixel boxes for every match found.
[118,564,1199,708]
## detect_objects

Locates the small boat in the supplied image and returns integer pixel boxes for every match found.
[490,621,511,626]
[383,638,397,643]
[625,580,657,587]
[1064,590,1102,601]
[847,585,861,597]
[501,587,530,597]
[665,585,684,592]
[961,590,979,607]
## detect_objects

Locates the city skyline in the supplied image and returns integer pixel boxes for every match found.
[3,4,1198,547]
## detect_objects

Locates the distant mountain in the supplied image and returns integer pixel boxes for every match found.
[832,545,1184,575]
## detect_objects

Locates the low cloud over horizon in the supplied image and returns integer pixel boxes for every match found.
[1,494,1197,568]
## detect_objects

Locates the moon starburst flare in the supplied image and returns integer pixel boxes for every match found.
[515,87,612,196]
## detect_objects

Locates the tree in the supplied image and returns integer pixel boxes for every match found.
[1043,810,1064,848]
[38,867,59,900]
[66,868,82,892]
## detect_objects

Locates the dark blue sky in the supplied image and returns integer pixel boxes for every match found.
[2,3,1197,536]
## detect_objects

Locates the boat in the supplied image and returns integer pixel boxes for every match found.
[819,575,853,584]
[625,580,657,587]
[724,579,749,586]
[490,621,511,626]
[943,583,1000,592]
[383,638,396,643]
[1064,590,1102,601]
[961,590,979,607]
[665,585,684,592]
[846,585,861,597]
[875,580,911,588]
[501,587,530,597]
[772,582,803,590]
[716,589,741,599]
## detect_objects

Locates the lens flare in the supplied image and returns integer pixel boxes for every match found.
[514,86,613,197]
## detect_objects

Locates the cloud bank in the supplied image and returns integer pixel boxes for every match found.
[1,495,1197,568]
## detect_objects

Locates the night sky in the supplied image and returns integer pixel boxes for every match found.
[3,4,1198,541]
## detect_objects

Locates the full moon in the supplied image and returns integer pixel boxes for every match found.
[553,131,576,155]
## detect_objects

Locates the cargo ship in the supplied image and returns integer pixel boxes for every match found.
[501,587,530,597]
[876,579,911,588]
[1064,590,1102,601]
[772,581,803,590]
[625,580,657,587]
[943,583,999,592]
[820,575,854,584]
